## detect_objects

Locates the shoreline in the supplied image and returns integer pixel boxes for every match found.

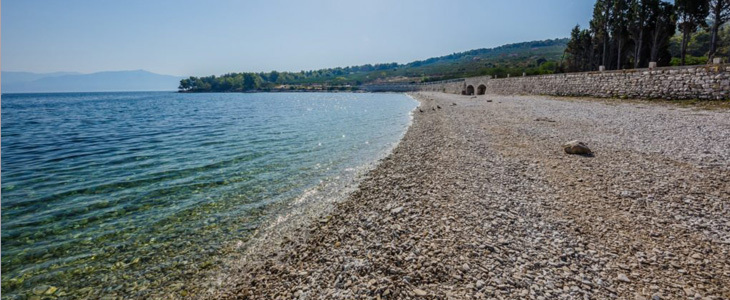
[186,94,420,298]
[210,92,730,299]
[0,92,418,300]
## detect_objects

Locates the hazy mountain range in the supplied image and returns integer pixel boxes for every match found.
[1,70,184,93]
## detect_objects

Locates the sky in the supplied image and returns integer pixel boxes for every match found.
[2,0,594,77]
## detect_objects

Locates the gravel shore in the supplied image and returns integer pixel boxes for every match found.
[214,92,730,299]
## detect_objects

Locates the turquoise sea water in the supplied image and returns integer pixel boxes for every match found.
[1,92,417,298]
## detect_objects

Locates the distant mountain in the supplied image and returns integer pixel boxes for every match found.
[2,70,184,93]
[2,71,83,86]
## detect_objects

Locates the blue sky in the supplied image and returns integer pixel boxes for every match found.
[2,0,594,77]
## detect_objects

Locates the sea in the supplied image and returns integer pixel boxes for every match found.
[1,91,418,298]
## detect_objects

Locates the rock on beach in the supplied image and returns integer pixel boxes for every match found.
[562,140,592,155]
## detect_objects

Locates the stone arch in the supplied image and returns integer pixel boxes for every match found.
[466,85,475,95]
[477,84,486,95]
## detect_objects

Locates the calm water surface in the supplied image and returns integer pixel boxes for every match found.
[1,92,417,298]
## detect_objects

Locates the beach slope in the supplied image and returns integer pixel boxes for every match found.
[218,92,730,299]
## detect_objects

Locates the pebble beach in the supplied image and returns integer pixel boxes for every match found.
[212,92,730,299]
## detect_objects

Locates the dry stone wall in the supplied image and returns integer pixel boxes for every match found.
[418,81,464,94]
[418,64,730,100]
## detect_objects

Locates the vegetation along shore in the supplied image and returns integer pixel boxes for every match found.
[178,0,730,95]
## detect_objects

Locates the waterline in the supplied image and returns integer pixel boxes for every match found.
[1,92,418,298]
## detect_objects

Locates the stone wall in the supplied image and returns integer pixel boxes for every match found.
[417,80,465,94]
[360,84,420,92]
[418,64,730,100]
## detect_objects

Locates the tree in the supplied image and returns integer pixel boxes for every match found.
[581,29,596,70]
[591,0,614,68]
[717,24,730,56]
[242,73,261,91]
[628,0,651,68]
[611,0,631,69]
[565,25,595,72]
[649,1,676,63]
[538,62,557,74]
[566,25,584,72]
[269,70,280,83]
[708,0,730,61]
[676,0,710,65]
[179,77,192,91]
[688,29,712,56]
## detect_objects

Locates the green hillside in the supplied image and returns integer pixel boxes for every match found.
[179,38,568,92]
[384,38,568,82]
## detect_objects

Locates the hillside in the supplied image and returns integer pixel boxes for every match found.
[179,38,568,92]
[2,70,184,93]
[366,38,567,82]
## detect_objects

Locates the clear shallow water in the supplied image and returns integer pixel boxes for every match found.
[1,92,417,298]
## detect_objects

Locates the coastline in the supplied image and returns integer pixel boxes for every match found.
[0,92,418,299]
[209,92,730,299]
[184,94,420,298]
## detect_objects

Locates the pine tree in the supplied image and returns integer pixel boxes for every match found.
[648,1,676,64]
[628,0,651,68]
[591,0,613,68]
[611,0,631,69]
[676,0,710,65]
[708,0,730,61]
[580,29,595,70]
[566,25,582,72]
